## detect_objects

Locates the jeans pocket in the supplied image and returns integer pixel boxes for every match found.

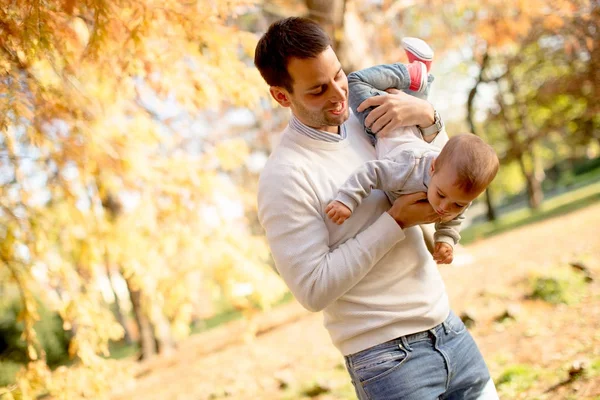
[351,343,410,385]
[445,311,467,335]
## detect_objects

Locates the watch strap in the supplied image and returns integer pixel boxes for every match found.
[418,110,443,136]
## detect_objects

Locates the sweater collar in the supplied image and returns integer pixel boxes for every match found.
[289,115,347,143]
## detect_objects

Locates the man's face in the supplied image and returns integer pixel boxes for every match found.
[427,164,479,222]
[270,46,349,134]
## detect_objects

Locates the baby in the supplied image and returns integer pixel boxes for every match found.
[326,39,499,264]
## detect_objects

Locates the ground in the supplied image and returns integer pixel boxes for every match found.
[111,203,600,400]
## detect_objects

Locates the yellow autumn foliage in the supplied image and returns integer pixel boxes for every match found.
[0,1,285,398]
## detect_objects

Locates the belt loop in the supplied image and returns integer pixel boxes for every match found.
[442,321,449,335]
[400,336,412,351]
[345,354,354,369]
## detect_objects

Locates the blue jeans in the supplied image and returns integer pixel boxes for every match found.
[344,311,498,400]
[347,62,435,141]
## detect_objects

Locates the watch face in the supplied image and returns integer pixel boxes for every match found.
[433,111,443,130]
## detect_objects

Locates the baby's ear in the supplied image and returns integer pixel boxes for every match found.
[430,158,436,175]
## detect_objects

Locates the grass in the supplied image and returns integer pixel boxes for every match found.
[190,308,245,335]
[107,292,295,360]
[190,291,295,334]
[495,364,540,395]
[562,166,600,188]
[281,362,355,400]
[590,358,600,377]
[108,341,140,360]
[462,181,600,245]
[527,269,589,305]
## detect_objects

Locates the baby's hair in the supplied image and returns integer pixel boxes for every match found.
[435,133,499,194]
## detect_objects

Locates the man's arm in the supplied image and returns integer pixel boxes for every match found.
[357,90,436,137]
[335,156,416,212]
[258,165,407,312]
[428,125,449,148]
[347,64,416,128]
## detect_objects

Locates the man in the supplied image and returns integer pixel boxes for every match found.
[254,17,498,399]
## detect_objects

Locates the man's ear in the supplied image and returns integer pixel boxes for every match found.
[269,87,292,107]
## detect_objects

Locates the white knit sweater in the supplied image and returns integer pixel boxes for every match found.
[257,114,449,355]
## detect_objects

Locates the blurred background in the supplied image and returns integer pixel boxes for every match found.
[0,0,598,399]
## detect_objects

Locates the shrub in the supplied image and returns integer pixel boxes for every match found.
[573,156,600,176]
[0,359,23,387]
[0,297,72,368]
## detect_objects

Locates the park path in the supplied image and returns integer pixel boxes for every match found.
[111,203,600,400]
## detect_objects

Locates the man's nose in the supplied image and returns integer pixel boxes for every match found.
[329,81,346,102]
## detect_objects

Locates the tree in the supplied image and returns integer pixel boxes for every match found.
[478,0,598,209]
[408,0,595,210]
[466,50,498,219]
[0,1,286,398]
[262,0,375,72]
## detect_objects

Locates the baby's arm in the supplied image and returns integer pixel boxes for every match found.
[432,208,468,264]
[326,156,416,224]
[325,201,352,225]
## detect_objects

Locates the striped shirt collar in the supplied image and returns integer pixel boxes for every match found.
[289,115,347,143]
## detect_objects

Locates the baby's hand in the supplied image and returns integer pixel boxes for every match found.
[325,201,352,225]
[433,242,453,264]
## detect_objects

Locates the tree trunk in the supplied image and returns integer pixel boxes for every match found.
[125,276,156,360]
[107,272,133,345]
[304,0,373,72]
[525,172,543,210]
[305,0,345,50]
[150,305,175,356]
[503,68,545,210]
[104,252,133,345]
[530,152,545,208]
[516,153,543,210]
[484,188,497,221]
[466,50,497,221]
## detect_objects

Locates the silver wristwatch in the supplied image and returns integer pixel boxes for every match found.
[418,109,444,138]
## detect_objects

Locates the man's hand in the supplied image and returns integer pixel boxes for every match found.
[356,89,434,137]
[325,201,352,225]
[433,242,453,264]
[387,192,440,229]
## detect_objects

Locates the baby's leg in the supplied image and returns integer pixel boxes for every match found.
[402,37,434,100]
[402,37,434,72]
[404,74,435,101]
[348,38,435,139]
[348,62,432,143]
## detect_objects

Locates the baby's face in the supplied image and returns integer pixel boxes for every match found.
[427,166,480,221]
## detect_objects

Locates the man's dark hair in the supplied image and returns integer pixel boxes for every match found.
[254,17,331,93]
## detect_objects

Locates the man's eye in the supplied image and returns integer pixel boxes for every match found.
[438,193,445,198]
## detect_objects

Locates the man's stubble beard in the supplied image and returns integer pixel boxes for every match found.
[323,108,350,127]
[292,99,349,129]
